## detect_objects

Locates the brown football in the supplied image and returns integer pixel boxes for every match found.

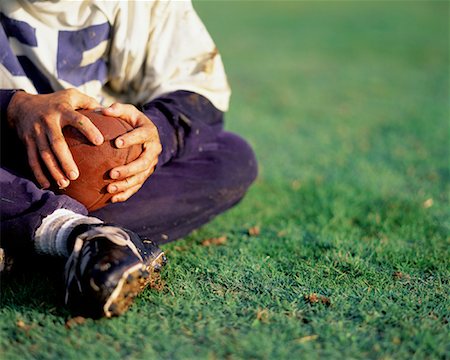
[56,109,142,211]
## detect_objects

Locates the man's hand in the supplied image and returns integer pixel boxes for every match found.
[6,89,104,189]
[102,103,162,203]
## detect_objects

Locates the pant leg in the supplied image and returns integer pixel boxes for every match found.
[92,131,257,244]
[1,90,257,246]
[0,168,87,253]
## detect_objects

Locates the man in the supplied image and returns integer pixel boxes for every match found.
[0,1,257,318]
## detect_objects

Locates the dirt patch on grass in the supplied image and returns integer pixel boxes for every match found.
[201,236,227,246]
[304,293,331,306]
[16,320,33,332]
[255,308,269,323]
[296,334,318,344]
[65,316,86,329]
[248,226,261,236]
[393,271,411,280]
[149,277,166,291]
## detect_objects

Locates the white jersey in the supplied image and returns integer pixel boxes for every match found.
[0,0,230,111]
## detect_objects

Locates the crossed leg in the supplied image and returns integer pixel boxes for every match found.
[1,130,257,250]
[92,131,258,244]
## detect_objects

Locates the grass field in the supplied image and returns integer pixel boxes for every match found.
[1,1,449,359]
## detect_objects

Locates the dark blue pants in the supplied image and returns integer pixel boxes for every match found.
[0,129,257,252]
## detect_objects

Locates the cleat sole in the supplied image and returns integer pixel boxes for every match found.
[103,251,166,317]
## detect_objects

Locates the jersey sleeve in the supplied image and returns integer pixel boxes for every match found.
[142,90,224,166]
[0,89,21,121]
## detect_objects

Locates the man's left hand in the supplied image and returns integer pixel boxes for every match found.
[102,103,162,203]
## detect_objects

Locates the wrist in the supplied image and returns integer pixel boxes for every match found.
[141,105,174,166]
[6,90,27,128]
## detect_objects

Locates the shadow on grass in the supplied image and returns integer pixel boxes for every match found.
[0,254,70,318]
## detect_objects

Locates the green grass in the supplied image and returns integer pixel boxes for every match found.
[1,1,449,359]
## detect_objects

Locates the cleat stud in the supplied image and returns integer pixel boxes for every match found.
[109,303,119,314]
[140,269,150,277]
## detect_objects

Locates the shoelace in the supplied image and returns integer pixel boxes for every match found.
[64,226,143,304]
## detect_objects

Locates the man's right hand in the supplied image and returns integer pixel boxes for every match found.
[6,89,104,189]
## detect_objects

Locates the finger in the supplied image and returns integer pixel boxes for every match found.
[36,136,70,188]
[64,110,104,145]
[102,103,140,125]
[111,184,142,203]
[115,125,159,149]
[47,128,79,180]
[108,168,154,194]
[109,147,156,180]
[67,88,102,109]
[102,103,160,149]
[25,139,50,188]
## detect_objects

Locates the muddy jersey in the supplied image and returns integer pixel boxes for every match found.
[0,0,230,111]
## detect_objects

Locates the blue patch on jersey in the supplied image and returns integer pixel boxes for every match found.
[0,12,37,46]
[0,16,26,76]
[0,12,52,92]
[57,22,111,87]
[1,13,111,91]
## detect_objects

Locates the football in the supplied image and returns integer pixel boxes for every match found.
[56,109,142,211]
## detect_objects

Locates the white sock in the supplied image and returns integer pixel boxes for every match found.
[34,209,103,257]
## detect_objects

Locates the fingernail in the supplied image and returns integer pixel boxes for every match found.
[95,135,104,145]
[41,182,50,189]
[116,138,124,148]
[58,179,69,188]
[110,185,118,193]
[69,170,78,180]
[111,170,119,179]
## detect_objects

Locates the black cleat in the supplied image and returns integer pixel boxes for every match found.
[64,224,166,318]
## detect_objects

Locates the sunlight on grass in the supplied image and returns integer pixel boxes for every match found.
[1,1,448,359]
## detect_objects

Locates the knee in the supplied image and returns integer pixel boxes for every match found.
[216,132,258,192]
